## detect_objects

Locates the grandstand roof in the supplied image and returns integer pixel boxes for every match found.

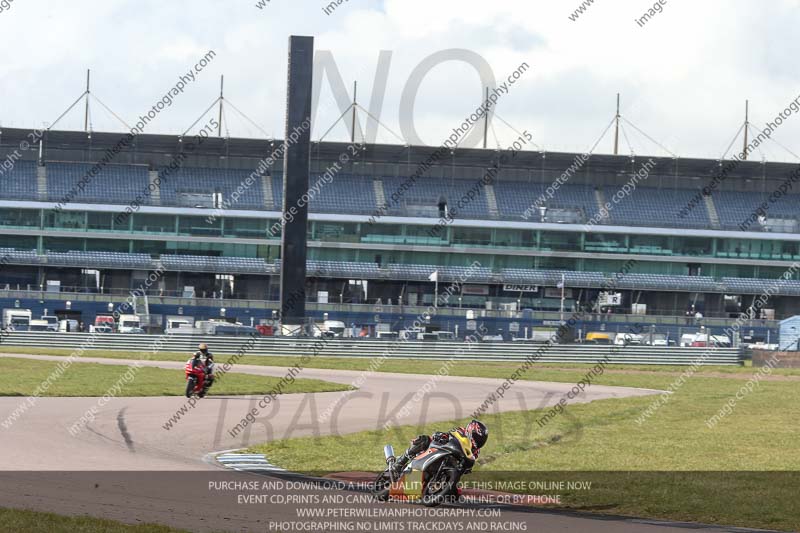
[1,126,797,180]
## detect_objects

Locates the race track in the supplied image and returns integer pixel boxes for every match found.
[0,353,756,532]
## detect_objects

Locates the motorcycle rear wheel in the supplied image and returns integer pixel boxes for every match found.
[185,376,197,398]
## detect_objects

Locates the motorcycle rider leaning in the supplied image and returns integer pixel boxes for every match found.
[392,420,488,476]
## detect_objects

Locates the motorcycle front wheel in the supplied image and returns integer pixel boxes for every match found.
[371,470,392,501]
[200,378,212,398]
[185,376,197,398]
[421,457,460,507]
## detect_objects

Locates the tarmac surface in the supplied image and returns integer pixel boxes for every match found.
[0,352,765,532]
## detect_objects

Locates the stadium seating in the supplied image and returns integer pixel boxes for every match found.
[46,162,150,205]
[6,161,800,232]
[159,167,265,209]
[306,260,381,278]
[45,251,155,269]
[713,191,800,230]
[270,172,377,214]
[722,276,800,296]
[494,181,598,222]
[308,174,377,214]
[380,176,491,219]
[160,254,273,274]
[603,186,711,228]
[0,160,38,201]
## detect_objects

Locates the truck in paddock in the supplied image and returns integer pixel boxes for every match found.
[92,315,116,333]
[118,314,143,334]
[2,308,32,331]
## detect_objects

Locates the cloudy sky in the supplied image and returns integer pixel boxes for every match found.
[1,0,799,161]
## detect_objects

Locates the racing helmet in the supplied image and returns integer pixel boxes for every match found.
[198,343,208,353]
[466,420,488,449]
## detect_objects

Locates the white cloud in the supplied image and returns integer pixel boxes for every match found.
[0,0,797,160]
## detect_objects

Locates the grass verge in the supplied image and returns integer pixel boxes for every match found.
[0,507,190,533]
[0,357,350,397]
[3,346,799,384]
[244,364,799,531]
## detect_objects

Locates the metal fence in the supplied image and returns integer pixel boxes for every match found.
[0,331,743,365]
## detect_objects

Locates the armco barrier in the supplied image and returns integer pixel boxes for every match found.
[0,331,743,365]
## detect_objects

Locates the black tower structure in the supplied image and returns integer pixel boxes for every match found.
[279,35,314,331]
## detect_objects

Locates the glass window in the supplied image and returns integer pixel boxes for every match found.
[87,212,115,231]
[224,217,267,238]
[629,234,671,254]
[537,257,576,270]
[0,208,39,228]
[43,211,85,231]
[584,258,625,272]
[673,236,711,257]
[540,231,580,252]
[86,239,129,252]
[361,223,402,237]
[133,214,175,233]
[718,238,775,260]
[493,229,526,248]
[178,215,222,236]
[585,233,625,252]
[780,241,799,257]
[256,244,279,261]
[164,241,259,258]
[0,235,36,250]
[451,227,492,246]
[43,237,84,252]
[759,266,798,280]
[266,219,282,238]
[313,222,358,242]
[132,240,167,255]
[714,263,756,278]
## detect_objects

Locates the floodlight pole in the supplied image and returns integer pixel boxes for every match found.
[84,70,91,132]
[742,100,749,160]
[613,93,620,155]
[483,86,489,149]
[218,75,224,137]
[351,81,357,143]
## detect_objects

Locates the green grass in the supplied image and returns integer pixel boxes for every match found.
[242,363,800,531]
[3,346,799,529]
[5,345,800,382]
[0,507,190,533]
[0,357,350,397]
[247,369,800,470]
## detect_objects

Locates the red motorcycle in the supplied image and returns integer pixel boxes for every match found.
[184,360,210,398]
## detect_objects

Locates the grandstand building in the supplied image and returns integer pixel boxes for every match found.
[0,126,797,340]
